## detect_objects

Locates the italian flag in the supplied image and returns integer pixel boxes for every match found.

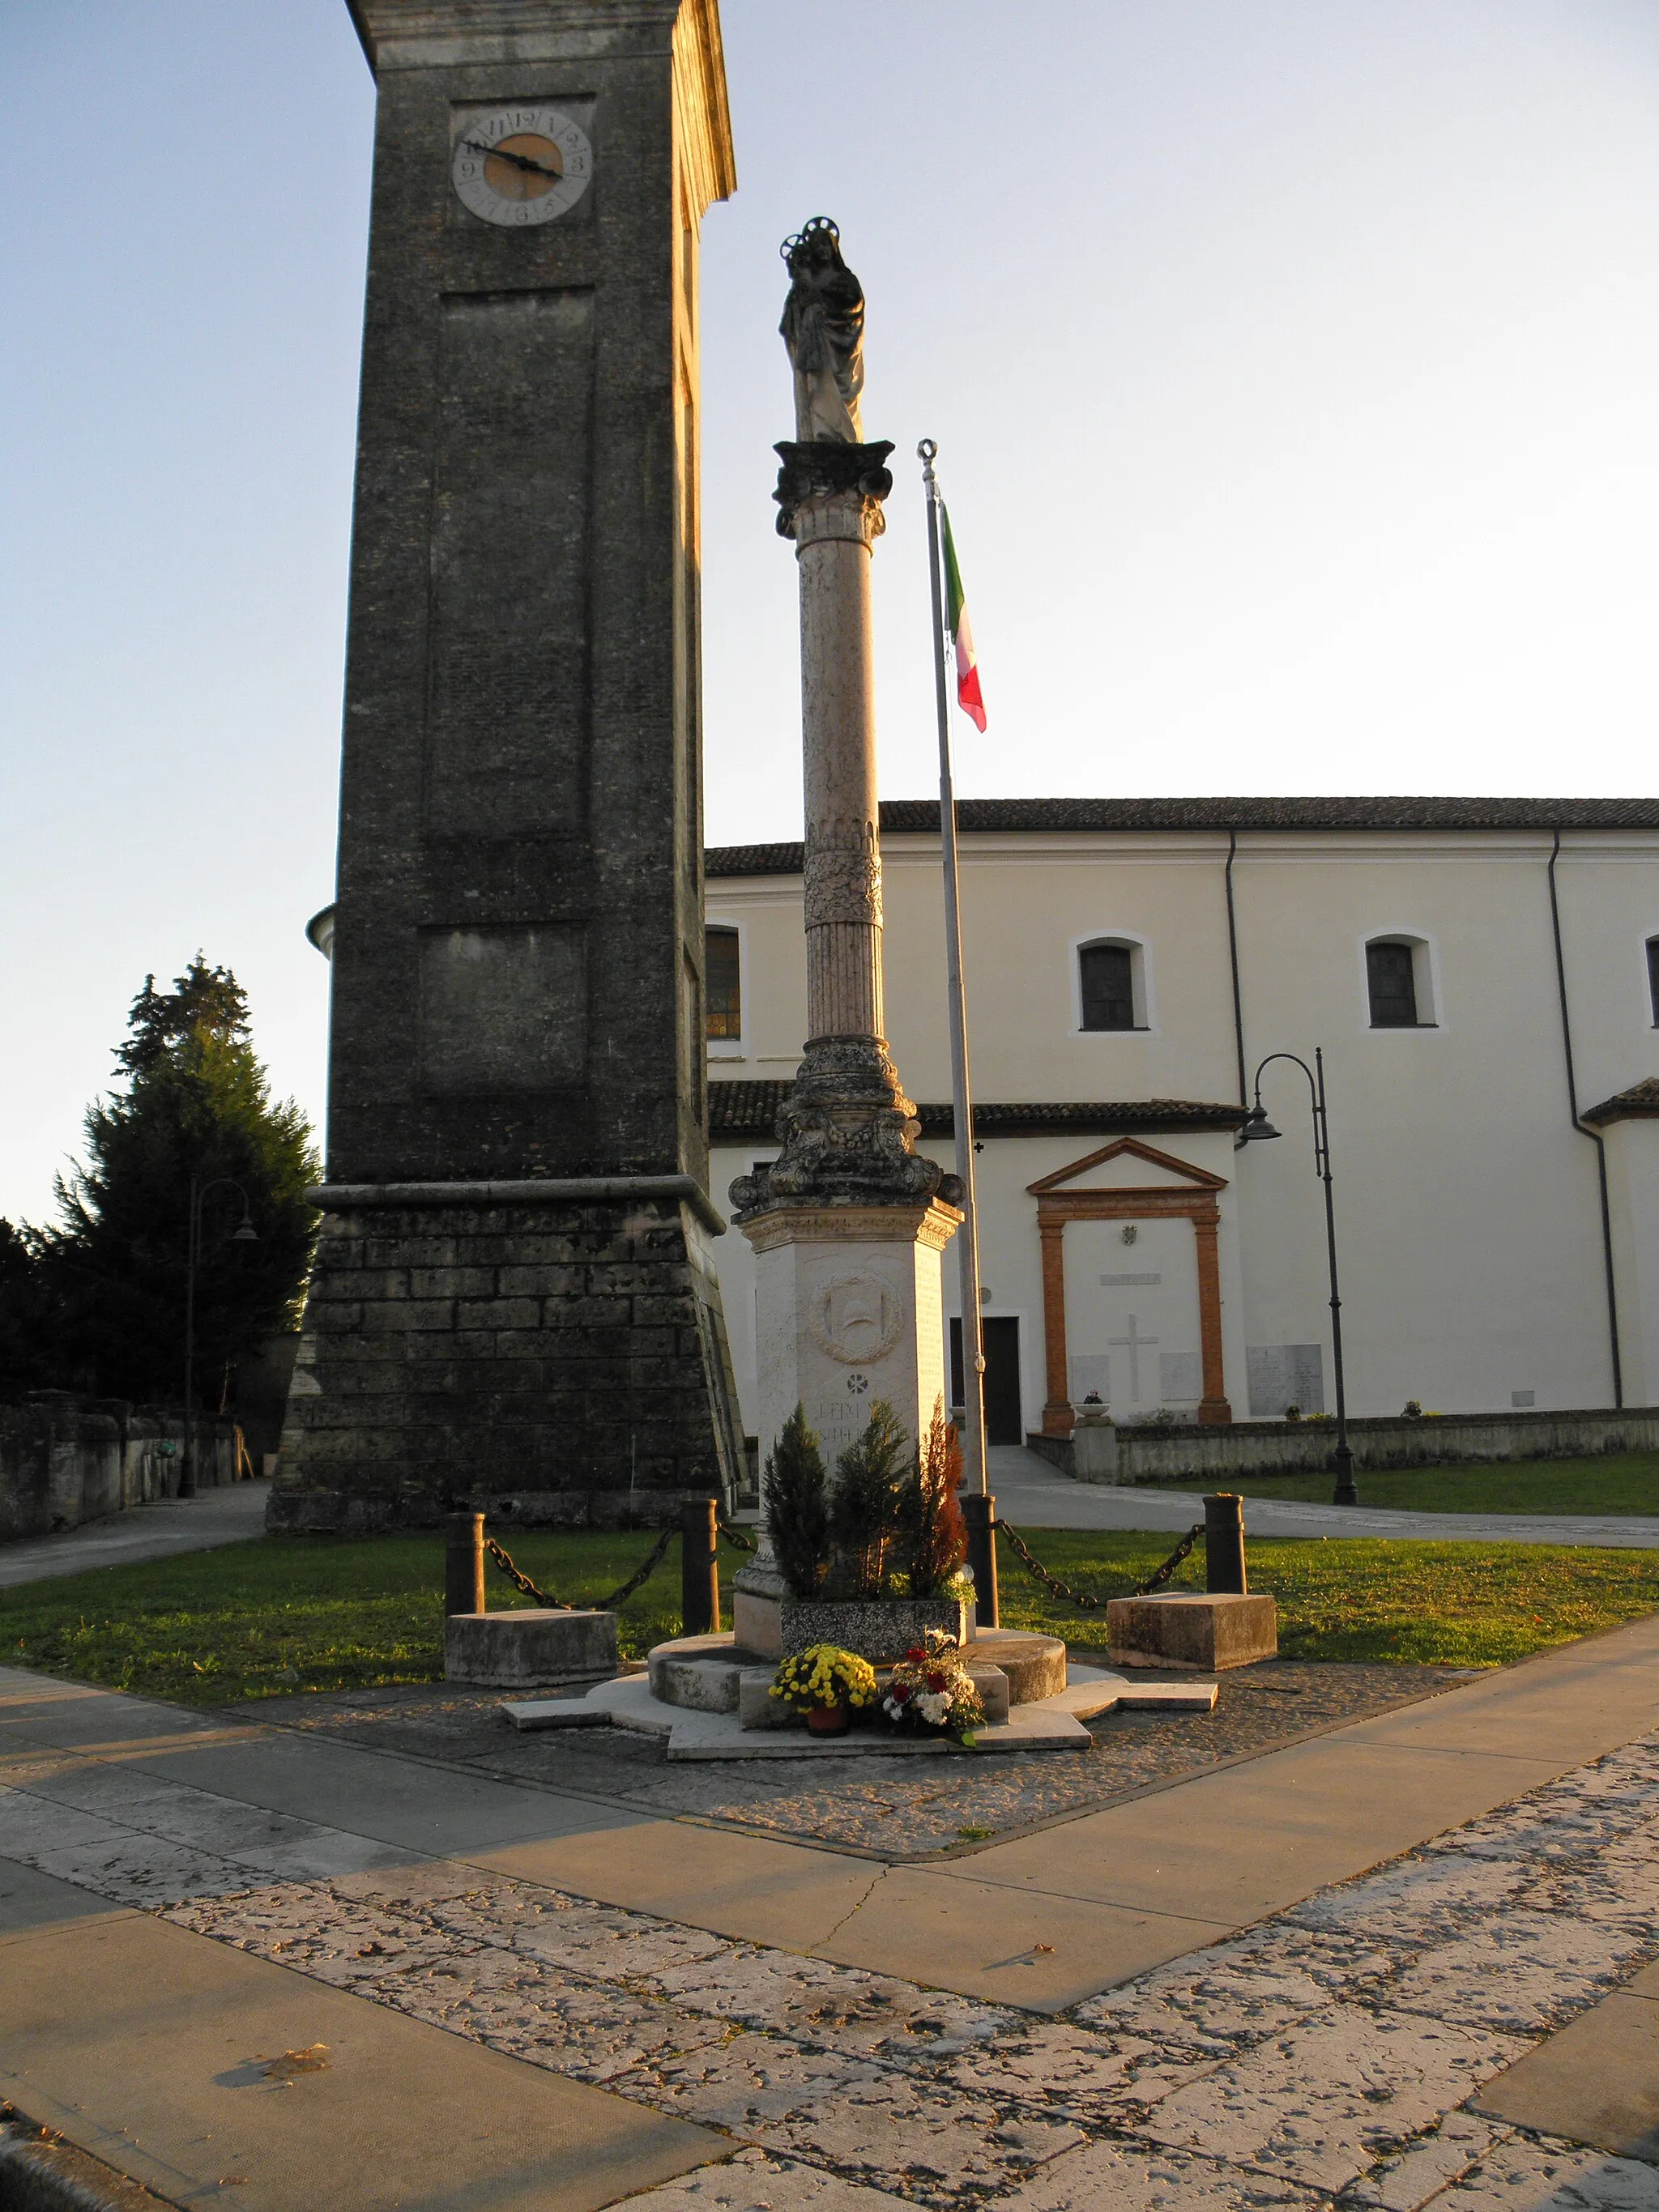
[941,505,987,731]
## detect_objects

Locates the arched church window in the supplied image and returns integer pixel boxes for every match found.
[706,927,741,1040]
[1078,940,1141,1031]
[1366,936,1434,1027]
[1647,936,1659,1025]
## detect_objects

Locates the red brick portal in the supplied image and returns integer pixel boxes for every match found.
[1027,1138,1232,1437]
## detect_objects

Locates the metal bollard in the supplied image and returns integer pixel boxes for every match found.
[1203,1492,1247,1594]
[962,1492,1000,1630]
[680,1495,719,1638]
[446,1511,486,1617]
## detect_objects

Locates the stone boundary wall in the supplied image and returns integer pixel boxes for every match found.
[0,1394,241,1543]
[1027,1405,1659,1487]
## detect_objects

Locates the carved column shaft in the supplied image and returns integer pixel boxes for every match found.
[797,491,883,1045]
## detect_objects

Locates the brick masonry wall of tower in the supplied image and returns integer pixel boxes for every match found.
[275,1196,740,1530]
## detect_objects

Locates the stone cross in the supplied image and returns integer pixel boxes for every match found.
[1107,1315,1159,1401]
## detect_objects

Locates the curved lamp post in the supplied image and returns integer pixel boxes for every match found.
[180,1175,258,1499]
[1238,1050,1358,1507]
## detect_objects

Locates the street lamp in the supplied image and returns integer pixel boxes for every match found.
[1237,1049,1358,1507]
[180,1175,258,1499]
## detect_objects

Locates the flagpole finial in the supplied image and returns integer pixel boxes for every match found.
[917,437,939,496]
[917,438,936,462]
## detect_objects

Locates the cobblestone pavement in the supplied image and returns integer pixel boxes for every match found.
[4,1720,1658,2209]
[231,1660,1469,1856]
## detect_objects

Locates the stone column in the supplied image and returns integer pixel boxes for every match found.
[728,431,962,1654]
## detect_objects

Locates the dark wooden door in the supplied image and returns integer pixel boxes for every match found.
[950,1315,1024,1445]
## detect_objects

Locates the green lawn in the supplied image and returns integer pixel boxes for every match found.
[1210,1452,1659,1517]
[994,1527,1659,1667]
[6,1523,1659,1704]
[1,1528,751,1708]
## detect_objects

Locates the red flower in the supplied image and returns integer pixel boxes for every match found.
[926,1672,947,1693]
[890,1682,912,1703]
[905,1647,926,1663]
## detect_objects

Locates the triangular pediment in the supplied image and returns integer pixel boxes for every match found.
[1027,1136,1227,1197]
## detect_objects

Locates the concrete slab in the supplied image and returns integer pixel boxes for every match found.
[967,1706,1090,1750]
[109,1723,645,1856]
[1107,1678,1219,1711]
[810,1865,1239,2011]
[586,1673,1075,1761]
[501,1697,612,1731]
[0,1671,228,1747]
[1472,1987,1659,2157]
[0,1909,715,2212]
[0,1853,130,1937]
[469,1823,893,1954]
[938,1737,1565,1929]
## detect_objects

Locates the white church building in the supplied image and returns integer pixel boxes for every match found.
[702,799,1659,1447]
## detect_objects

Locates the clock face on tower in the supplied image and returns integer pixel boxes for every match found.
[451,105,593,227]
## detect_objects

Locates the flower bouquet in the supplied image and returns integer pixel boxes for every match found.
[770,1643,880,1736]
[881,1630,986,1743]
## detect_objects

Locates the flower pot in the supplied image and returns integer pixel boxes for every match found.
[806,1702,850,1737]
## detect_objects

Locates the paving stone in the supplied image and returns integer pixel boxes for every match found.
[1286,1852,1534,1946]
[996,2137,1324,2210]
[26,1831,254,1907]
[1078,1927,1395,2054]
[1382,1911,1653,2034]
[616,2147,915,2209]
[939,2018,1218,2122]
[1439,2136,1659,2211]
[372,1950,731,2082]
[1517,1846,1659,1933]
[612,2035,1085,2206]
[642,1948,1013,2057]
[1135,2004,1529,2193]
[1341,2112,1511,2210]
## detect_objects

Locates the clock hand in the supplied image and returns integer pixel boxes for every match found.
[463,139,562,181]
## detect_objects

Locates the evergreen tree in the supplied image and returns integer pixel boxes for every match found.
[762,1404,830,1599]
[38,958,319,1405]
[900,1398,968,1597]
[828,1401,911,1597]
[0,1219,54,1397]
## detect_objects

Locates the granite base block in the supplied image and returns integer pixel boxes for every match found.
[1105,1592,1278,1672]
[781,1596,970,1661]
[445,1608,618,1690]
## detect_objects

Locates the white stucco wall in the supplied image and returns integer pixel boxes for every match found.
[706,826,1659,1442]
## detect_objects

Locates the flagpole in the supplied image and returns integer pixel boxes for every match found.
[918,439,997,1629]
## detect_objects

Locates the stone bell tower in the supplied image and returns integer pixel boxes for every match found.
[273,0,743,1530]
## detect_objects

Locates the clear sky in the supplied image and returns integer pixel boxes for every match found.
[2,1,1656,1227]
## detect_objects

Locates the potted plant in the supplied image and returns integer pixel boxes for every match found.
[881,1630,986,1744]
[770,1643,880,1735]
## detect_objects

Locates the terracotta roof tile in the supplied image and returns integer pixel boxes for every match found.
[707,797,1659,875]
[709,1081,1246,1140]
